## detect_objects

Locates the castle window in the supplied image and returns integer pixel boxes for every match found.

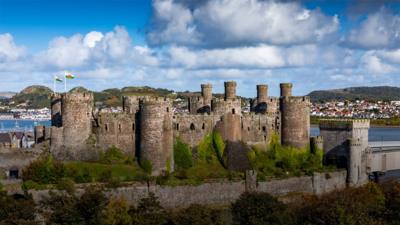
[132,123,135,131]
[166,107,169,112]
[105,124,108,132]
[247,127,250,131]
[232,108,236,114]
[190,123,195,130]
[262,126,266,132]
[118,124,121,133]
[264,135,267,141]
[202,123,205,130]
[176,124,179,130]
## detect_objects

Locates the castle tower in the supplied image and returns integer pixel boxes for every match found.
[224,81,237,100]
[348,138,363,186]
[139,97,173,176]
[60,89,94,160]
[201,83,212,107]
[280,95,310,148]
[122,96,140,114]
[257,84,268,103]
[280,83,293,97]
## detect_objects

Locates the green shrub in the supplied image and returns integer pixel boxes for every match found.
[98,169,113,183]
[73,167,93,183]
[140,158,153,174]
[231,192,290,225]
[170,204,224,225]
[0,190,39,224]
[22,155,65,184]
[55,178,75,194]
[100,145,129,164]
[212,132,226,167]
[174,137,193,169]
[129,192,168,225]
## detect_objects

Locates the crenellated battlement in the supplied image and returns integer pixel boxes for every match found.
[280,96,310,103]
[319,119,370,130]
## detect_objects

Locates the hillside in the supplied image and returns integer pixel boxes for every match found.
[308,86,400,102]
[9,85,52,108]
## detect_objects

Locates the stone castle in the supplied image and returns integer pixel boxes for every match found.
[35,81,310,175]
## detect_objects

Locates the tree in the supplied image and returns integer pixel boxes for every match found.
[0,191,39,225]
[231,192,289,225]
[174,137,193,170]
[100,197,132,225]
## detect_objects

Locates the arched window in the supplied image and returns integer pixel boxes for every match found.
[118,124,122,132]
[176,123,180,130]
[166,107,169,112]
[262,126,266,132]
[202,123,205,130]
[132,123,135,131]
[247,127,250,131]
[105,124,108,132]
[232,108,236,114]
[190,123,195,130]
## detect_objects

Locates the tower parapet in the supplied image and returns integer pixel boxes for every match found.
[51,93,62,127]
[257,84,268,103]
[280,83,293,97]
[280,96,310,148]
[201,83,212,105]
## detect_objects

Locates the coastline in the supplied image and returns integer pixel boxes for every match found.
[310,123,400,128]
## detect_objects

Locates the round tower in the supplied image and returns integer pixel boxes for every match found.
[224,81,237,100]
[348,138,362,186]
[280,83,293,97]
[257,84,268,103]
[280,96,310,148]
[139,98,173,175]
[61,89,94,159]
[201,83,213,106]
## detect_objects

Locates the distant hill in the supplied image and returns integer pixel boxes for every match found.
[308,86,400,102]
[10,85,53,108]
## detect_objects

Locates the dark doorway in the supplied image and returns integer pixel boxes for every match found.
[9,169,19,179]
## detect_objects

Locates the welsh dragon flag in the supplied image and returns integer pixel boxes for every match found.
[65,73,75,79]
[55,76,63,82]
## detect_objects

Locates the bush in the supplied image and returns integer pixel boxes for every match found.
[98,169,113,183]
[197,132,226,166]
[0,190,39,224]
[73,167,93,183]
[22,155,65,184]
[100,198,132,225]
[140,158,153,174]
[100,145,130,164]
[170,204,224,225]
[232,192,289,225]
[174,137,193,170]
[129,192,168,225]
[55,178,75,194]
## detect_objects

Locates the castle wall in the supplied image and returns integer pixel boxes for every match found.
[280,96,310,148]
[122,96,140,114]
[173,114,219,148]
[95,112,136,156]
[51,94,62,127]
[212,98,241,115]
[29,171,347,209]
[241,113,270,144]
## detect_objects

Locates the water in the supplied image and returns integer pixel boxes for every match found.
[0,120,51,132]
[311,126,400,142]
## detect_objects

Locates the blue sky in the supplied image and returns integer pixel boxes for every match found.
[1,0,400,97]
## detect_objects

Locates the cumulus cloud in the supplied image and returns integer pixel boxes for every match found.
[361,51,396,74]
[0,33,26,62]
[147,0,339,47]
[345,8,400,49]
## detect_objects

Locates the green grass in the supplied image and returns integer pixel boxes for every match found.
[64,161,148,182]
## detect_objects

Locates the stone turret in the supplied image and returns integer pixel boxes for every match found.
[51,93,62,127]
[139,97,173,176]
[257,84,268,103]
[280,96,310,148]
[280,83,293,97]
[348,138,363,186]
[59,89,94,160]
[122,96,140,114]
[201,84,212,106]
[224,81,237,100]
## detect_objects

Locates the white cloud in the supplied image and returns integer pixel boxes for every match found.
[345,9,400,49]
[361,51,396,74]
[148,0,339,47]
[0,33,25,62]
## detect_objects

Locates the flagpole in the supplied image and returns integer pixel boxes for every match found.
[53,76,56,93]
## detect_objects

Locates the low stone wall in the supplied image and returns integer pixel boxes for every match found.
[29,170,347,208]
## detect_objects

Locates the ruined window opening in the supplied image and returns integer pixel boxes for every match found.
[9,169,19,179]
[264,135,267,141]
[190,123,195,130]
[202,123,205,130]
[166,107,169,112]
[132,123,135,131]
[262,126,266,132]
[105,124,108,132]
[118,124,121,133]
[247,127,250,131]
[176,124,179,130]
[232,108,235,114]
